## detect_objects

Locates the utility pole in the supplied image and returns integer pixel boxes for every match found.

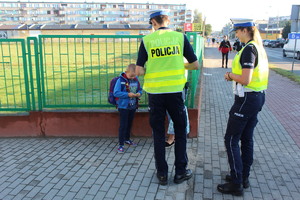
[290,5,300,72]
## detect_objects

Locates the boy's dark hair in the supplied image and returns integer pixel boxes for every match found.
[149,15,169,25]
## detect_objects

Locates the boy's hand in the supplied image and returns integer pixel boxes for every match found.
[135,93,141,98]
[128,92,136,98]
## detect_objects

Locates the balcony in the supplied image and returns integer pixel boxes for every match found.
[20,11,27,15]
[53,7,64,11]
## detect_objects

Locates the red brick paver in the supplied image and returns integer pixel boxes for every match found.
[266,70,300,147]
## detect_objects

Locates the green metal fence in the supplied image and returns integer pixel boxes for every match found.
[0,34,204,112]
[0,39,31,111]
[37,35,146,109]
[186,32,204,108]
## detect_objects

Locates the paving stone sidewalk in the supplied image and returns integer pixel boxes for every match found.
[0,47,299,200]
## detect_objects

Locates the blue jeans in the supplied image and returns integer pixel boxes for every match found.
[118,108,136,146]
[225,92,265,184]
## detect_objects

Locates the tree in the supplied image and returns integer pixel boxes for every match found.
[282,21,291,39]
[176,27,183,33]
[204,24,212,36]
[193,9,202,24]
[279,20,289,28]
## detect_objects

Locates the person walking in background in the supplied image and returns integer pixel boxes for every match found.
[212,38,216,47]
[135,9,199,185]
[217,18,269,196]
[113,64,142,153]
[206,37,211,47]
[219,35,232,68]
[233,38,244,52]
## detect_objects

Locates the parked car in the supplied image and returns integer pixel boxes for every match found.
[283,38,300,60]
[263,39,271,47]
[267,40,278,48]
[276,38,286,48]
[266,40,284,48]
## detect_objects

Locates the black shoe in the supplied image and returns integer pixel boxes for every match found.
[225,174,250,188]
[217,182,243,196]
[165,141,174,148]
[174,169,193,184]
[222,66,224,68]
[157,173,168,185]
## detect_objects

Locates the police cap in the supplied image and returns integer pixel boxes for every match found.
[230,18,255,32]
[148,9,170,19]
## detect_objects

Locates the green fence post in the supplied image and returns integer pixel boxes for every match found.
[27,37,42,111]
[21,39,31,111]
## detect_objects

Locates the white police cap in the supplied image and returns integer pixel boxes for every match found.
[148,9,170,19]
[230,18,255,31]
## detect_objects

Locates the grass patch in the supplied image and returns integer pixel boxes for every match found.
[269,64,300,85]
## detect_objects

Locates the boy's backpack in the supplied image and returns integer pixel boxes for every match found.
[108,76,121,105]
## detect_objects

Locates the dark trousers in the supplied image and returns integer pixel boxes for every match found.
[222,52,229,67]
[118,108,136,146]
[148,92,187,176]
[224,92,265,184]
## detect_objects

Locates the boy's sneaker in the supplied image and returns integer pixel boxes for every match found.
[125,140,137,147]
[117,145,124,153]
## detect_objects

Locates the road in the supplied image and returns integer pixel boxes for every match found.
[264,47,300,75]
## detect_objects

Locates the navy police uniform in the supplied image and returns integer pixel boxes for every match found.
[218,18,269,196]
[225,41,265,184]
[136,10,197,180]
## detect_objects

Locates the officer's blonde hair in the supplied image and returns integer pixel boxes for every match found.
[244,26,263,47]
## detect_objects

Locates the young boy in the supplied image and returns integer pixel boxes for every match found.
[113,64,142,153]
[165,82,190,147]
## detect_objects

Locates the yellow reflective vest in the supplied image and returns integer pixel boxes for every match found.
[232,41,269,91]
[143,29,186,94]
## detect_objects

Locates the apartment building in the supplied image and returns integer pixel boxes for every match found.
[0,1,192,29]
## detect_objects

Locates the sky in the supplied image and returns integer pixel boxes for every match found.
[6,0,300,31]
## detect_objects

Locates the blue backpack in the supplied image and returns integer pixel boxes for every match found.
[108,76,121,105]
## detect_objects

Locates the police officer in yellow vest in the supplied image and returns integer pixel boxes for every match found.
[217,19,269,196]
[136,9,199,185]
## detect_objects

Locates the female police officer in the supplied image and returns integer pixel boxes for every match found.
[217,19,269,196]
[135,10,199,185]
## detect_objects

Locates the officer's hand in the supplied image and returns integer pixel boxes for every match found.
[135,93,141,98]
[224,72,233,81]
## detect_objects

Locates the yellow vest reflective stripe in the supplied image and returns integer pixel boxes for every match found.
[143,29,186,93]
[232,41,269,91]
[144,77,187,88]
[144,69,185,79]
